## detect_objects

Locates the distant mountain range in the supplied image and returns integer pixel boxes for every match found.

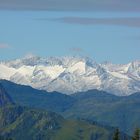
[0,80,140,135]
[0,55,140,96]
[0,81,129,140]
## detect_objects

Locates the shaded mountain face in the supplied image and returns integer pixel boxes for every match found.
[0,105,129,140]
[0,84,13,107]
[0,84,129,140]
[1,80,140,135]
[0,56,140,96]
[0,80,75,113]
[0,105,63,140]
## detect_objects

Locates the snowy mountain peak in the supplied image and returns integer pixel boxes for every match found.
[0,56,140,96]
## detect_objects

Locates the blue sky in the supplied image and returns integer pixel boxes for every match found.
[0,1,140,63]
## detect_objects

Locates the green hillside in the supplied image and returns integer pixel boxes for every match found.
[0,105,128,140]
[1,80,140,135]
[63,90,140,135]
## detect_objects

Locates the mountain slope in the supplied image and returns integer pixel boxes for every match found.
[0,83,14,107]
[0,80,140,135]
[0,86,129,140]
[63,90,140,135]
[0,80,75,112]
[0,56,139,96]
[0,105,130,140]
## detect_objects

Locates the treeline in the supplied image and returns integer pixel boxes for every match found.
[113,128,140,140]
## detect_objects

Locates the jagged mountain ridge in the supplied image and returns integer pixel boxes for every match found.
[0,55,140,96]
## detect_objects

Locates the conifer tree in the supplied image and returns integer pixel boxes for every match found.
[132,128,140,140]
[113,128,120,140]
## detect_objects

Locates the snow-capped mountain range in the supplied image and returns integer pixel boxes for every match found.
[0,55,140,96]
